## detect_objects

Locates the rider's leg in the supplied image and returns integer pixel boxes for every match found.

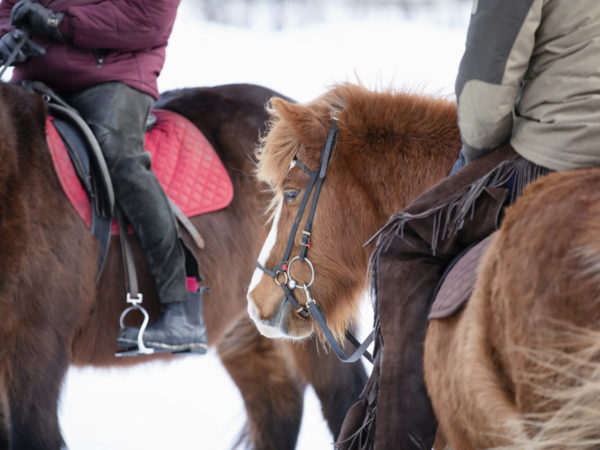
[65,82,206,353]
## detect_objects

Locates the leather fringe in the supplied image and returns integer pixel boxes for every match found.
[357,156,549,449]
[369,156,549,260]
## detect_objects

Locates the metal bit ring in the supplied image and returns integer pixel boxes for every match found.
[274,270,288,286]
[286,256,315,288]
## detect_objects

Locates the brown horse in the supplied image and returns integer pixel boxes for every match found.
[246,82,458,342]
[424,168,600,449]
[0,81,367,450]
[248,81,600,449]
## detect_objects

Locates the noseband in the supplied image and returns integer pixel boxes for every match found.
[257,122,374,363]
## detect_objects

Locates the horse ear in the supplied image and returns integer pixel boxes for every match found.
[270,97,303,124]
[270,97,328,147]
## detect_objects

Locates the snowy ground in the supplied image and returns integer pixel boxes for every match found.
[60,2,470,449]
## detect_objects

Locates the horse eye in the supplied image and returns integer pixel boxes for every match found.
[284,188,300,203]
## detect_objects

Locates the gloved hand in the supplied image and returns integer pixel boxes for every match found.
[0,29,45,66]
[10,1,64,41]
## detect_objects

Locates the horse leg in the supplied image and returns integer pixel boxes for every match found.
[0,380,9,450]
[284,337,368,440]
[218,316,305,450]
[3,335,69,450]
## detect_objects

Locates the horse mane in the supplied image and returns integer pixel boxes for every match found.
[256,82,458,216]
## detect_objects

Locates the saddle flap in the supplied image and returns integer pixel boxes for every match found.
[145,109,233,218]
[428,233,495,320]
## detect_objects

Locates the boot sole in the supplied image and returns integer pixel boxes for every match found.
[117,338,208,355]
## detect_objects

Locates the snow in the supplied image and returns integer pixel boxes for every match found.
[59,2,470,449]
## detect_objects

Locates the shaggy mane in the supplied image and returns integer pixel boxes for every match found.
[255,82,457,217]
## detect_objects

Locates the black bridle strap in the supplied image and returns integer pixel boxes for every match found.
[257,261,277,278]
[274,123,338,269]
[308,301,374,363]
[279,168,319,268]
[257,122,374,363]
[346,330,374,363]
[254,263,310,318]
[299,124,337,260]
[0,31,28,78]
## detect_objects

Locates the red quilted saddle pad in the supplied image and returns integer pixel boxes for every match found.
[45,109,233,232]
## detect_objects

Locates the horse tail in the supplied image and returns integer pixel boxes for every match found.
[491,324,600,450]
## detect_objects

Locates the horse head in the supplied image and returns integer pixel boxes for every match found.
[247,83,460,343]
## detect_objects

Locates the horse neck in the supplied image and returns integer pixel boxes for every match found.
[359,141,456,230]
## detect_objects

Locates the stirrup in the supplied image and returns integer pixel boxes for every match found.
[115,293,155,357]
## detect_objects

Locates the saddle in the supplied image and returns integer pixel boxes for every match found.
[428,233,495,320]
[25,81,233,276]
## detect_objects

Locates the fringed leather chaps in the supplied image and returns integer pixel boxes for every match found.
[337,144,550,450]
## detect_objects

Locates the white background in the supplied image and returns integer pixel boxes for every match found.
[60,1,470,449]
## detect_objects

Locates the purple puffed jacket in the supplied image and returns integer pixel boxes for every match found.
[0,0,181,99]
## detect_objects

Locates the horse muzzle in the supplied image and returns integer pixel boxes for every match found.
[247,292,314,340]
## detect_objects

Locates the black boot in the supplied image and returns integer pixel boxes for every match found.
[117,288,208,354]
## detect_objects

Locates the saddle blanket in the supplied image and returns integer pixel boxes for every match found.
[45,109,233,233]
[428,233,495,320]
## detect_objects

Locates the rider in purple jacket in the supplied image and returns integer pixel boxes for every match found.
[0,0,207,355]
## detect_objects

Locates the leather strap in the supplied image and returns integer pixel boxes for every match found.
[0,31,28,78]
[257,122,374,363]
[308,301,375,363]
[168,197,205,249]
[115,205,139,299]
[21,80,115,217]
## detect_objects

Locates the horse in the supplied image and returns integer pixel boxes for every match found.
[423,168,600,450]
[246,82,458,342]
[245,82,458,448]
[0,81,368,450]
[247,80,600,449]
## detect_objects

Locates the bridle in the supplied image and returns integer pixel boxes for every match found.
[257,122,374,364]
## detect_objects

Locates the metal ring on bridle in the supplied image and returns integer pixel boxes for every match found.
[286,256,315,288]
[274,270,288,286]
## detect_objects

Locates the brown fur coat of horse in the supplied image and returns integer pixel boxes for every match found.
[0,81,367,450]
[248,83,459,341]
[426,167,600,449]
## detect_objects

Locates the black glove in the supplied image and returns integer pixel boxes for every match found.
[0,29,45,66]
[10,0,64,41]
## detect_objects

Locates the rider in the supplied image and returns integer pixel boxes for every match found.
[0,0,207,354]
[338,0,600,448]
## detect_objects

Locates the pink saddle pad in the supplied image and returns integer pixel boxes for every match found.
[45,109,233,233]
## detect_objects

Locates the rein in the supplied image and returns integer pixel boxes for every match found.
[0,31,28,79]
[258,122,374,364]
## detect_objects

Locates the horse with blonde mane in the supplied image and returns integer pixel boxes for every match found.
[247,82,600,449]
[246,82,459,447]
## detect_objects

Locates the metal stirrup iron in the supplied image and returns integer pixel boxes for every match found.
[115,205,154,356]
